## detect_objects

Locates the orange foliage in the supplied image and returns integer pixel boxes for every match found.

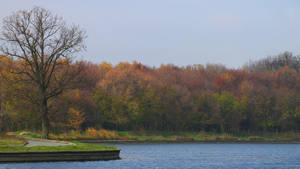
[86,128,118,139]
[66,108,85,130]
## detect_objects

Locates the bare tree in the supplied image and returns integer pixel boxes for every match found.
[0,7,86,138]
[246,51,300,72]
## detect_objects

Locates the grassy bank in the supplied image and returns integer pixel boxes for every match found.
[14,129,300,142]
[0,133,118,152]
[0,141,118,152]
[0,135,26,146]
[116,131,300,142]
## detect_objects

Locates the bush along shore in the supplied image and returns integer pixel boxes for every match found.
[13,129,300,143]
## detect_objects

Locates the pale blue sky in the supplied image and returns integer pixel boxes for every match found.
[1,0,300,68]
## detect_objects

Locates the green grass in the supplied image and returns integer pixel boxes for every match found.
[0,132,118,152]
[0,142,118,152]
[115,131,300,142]
[0,135,26,146]
[0,139,25,146]
[11,130,300,143]
[13,131,41,139]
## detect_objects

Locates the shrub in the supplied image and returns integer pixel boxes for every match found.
[216,133,237,141]
[86,128,98,137]
[86,128,119,139]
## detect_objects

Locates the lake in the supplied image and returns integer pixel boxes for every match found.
[1,143,300,169]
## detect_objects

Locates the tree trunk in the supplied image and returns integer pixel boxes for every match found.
[41,96,49,139]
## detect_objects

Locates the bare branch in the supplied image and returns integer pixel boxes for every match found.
[0,7,86,138]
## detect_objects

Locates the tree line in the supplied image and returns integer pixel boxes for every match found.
[1,52,300,134]
[0,7,299,136]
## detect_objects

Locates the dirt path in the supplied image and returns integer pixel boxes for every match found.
[25,139,74,147]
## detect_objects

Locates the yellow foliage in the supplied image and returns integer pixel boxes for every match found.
[66,108,85,130]
[99,62,112,71]
[86,128,97,137]
[49,128,119,140]
[73,89,80,99]
[221,72,234,82]
[86,128,118,139]
[49,133,58,140]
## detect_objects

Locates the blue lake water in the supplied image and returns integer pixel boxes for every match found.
[1,143,300,169]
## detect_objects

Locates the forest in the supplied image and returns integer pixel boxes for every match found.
[0,51,300,134]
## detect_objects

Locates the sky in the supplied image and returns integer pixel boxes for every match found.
[1,0,300,68]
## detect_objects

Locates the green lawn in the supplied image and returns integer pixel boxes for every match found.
[0,135,26,146]
[0,142,118,152]
[13,131,41,139]
[0,133,118,152]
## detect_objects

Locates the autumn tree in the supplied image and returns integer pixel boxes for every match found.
[66,108,85,130]
[0,7,86,138]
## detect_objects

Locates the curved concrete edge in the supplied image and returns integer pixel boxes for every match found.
[0,150,120,162]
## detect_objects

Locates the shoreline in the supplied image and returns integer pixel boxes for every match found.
[13,130,300,145]
[0,135,121,162]
[77,139,300,144]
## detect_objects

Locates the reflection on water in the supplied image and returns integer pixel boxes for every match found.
[1,143,300,169]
